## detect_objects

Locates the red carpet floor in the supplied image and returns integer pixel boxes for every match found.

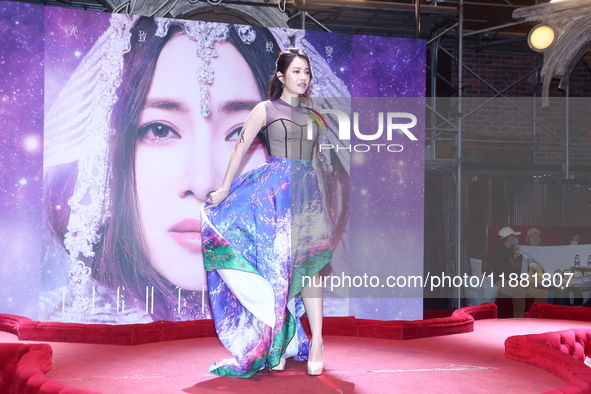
[3,318,591,393]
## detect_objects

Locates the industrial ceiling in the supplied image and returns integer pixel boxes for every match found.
[9,0,554,52]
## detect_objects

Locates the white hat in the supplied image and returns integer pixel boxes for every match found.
[498,227,521,238]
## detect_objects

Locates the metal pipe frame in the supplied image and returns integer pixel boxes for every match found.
[455,0,463,311]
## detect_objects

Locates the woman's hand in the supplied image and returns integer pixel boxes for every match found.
[513,245,521,257]
[205,188,228,210]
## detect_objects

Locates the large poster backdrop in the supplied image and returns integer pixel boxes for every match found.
[0,0,425,324]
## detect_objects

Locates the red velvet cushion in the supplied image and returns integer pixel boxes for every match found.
[0,343,95,394]
[39,380,76,394]
[526,303,591,322]
[505,328,591,394]
[160,320,217,342]
[22,372,48,394]
[452,302,498,320]
[301,316,356,337]
[353,305,484,340]
[0,343,22,391]
[0,314,29,336]
[1,304,495,349]
[14,317,220,346]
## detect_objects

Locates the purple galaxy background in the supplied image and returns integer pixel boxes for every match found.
[349,98,425,320]
[351,35,425,320]
[38,7,111,294]
[295,31,426,320]
[0,1,44,317]
[44,8,111,111]
[1,2,425,322]
[351,34,425,97]
[304,30,352,90]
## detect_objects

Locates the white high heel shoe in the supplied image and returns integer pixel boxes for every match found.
[307,341,324,376]
[271,355,286,371]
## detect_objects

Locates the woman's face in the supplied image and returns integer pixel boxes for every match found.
[527,233,541,246]
[134,35,266,291]
[506,234,518,248]
[280,56,311,97]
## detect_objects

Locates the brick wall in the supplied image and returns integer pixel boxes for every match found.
[454,51,591,98]
[436,50,591,166]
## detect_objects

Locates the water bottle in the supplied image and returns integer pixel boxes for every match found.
[587,255,591,267]
[574,255,581,267]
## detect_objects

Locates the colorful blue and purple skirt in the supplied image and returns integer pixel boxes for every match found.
[201,156,332,378]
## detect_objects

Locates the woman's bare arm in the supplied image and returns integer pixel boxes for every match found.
[205,102,266,209]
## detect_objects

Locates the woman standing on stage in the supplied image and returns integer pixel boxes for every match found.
[202,48,332,378]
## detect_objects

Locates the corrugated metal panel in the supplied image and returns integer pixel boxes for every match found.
[563,184,591,227]
[435,175,591,267]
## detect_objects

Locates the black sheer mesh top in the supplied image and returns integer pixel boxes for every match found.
[258,99,318,161]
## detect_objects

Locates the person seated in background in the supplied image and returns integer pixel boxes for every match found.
[526,228,543,246]
[493,227,547,318]
[567,231,585,245]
